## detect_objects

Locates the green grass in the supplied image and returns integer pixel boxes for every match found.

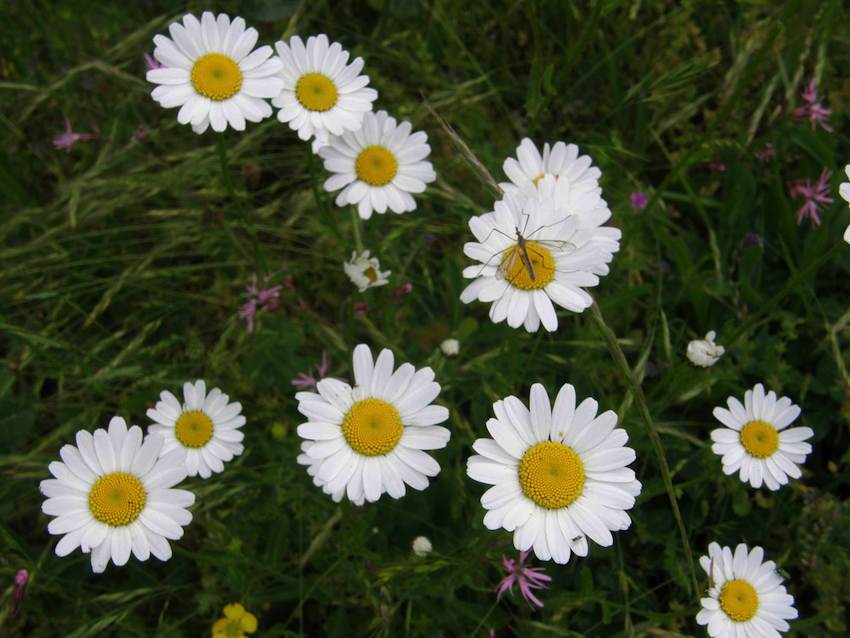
[2,0,850,635]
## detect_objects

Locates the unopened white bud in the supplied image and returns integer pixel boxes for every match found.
[686,330,725,367]
[412,536,432,557]
[440,339,459,356]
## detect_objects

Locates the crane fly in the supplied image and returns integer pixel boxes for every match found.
[497,226,541,282]
[481,214,578,286]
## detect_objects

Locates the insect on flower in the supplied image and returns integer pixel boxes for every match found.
[479,213,577,287]
[461,183,621,332]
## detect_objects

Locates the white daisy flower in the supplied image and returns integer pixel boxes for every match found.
[147,380,246,479]
[711,383,813,491]
[839,164,850,244]
[344,250,391,292]
[686,330,725,367]
[500,138,602,196]
[319,110,437,220]
[295,344,450,505]
[467,383,641,564]
[697,542,798,637]
[531,172,620,240]
[273,34,378,152]
[39,417,195,573]
[460,181,621,332]
[840,164,850,206]
[146,12,284,134]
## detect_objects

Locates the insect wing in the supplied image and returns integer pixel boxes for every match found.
[496,247,518,281]
[535,238,577,255]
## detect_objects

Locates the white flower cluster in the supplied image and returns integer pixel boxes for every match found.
[41,380,245,573]
[146,13,436,220]
[51,12,841,638]
[460,139,621,332]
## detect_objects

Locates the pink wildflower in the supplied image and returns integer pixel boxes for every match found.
[394,283,413,298]
[11,569,28,618]
[788,169,833,226]
[495,550,551,609]
[144,53,163,71]
[354,302,369,316]
[257,283,282,311]
[755,143,774,162]
[238,299,258,333]
[629,191,648,210]
[291,351,329,389]
[709,161,726,173]
[793,79,832,132]
[239,274,284,332]
[53,115,96,153]
[133,126,150,142]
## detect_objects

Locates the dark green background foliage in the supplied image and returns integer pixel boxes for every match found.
[1,0,849,635]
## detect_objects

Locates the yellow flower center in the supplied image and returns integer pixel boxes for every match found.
[364,266,378,283]
[355,145,399,186]
[295,72,338,112]
[191,53,243,101]
[88,471,146,527]
[342,398,403,456]
[175,410,214,448]
[532,172,545,186]
[518,441,585,509]
[739,420,779,459]
[225,621,243,638]
[719,579,759,622]
[501,241,556,290]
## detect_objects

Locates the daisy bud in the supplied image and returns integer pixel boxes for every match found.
[440,339,459,357]
[412,536,433,557]
[686,330,725,367]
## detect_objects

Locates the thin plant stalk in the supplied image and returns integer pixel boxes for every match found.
[216,136,267,273]
[350,207,364,254]
[590,301,699,596]
[299,506,344,570]
[421,95,503,197]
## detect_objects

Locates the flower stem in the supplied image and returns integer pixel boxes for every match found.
[589,301,699,597]
[216,135,235,195]
[351,207,364,254]
[422,94,503,198]
[216,136,266,273]
[298,506,343,570]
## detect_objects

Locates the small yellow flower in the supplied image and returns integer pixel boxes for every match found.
[212,603,258,638]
